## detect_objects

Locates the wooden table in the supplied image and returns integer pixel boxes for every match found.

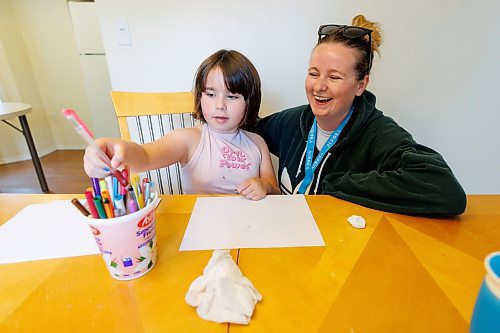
[0,194,498,332]
[0,103,49,192]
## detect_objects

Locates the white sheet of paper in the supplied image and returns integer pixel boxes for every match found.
[179,195,325,251]
[0,200,100,264]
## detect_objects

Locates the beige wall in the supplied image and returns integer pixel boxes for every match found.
[0,0,97,165]
[0,0,56,163]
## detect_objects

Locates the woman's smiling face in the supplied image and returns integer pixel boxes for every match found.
[305,43,368,130]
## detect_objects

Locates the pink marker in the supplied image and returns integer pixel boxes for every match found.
[126,186,139,213]
[62,109,129,187]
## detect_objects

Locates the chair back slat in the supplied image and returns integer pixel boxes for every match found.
[111,91,194,116]
[111,91,198,194]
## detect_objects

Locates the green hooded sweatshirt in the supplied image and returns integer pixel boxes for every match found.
[256,91,466,216]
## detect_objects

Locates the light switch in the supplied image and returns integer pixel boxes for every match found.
[115,17,132,46]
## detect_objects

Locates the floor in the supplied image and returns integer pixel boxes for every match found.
[0,150,90,194]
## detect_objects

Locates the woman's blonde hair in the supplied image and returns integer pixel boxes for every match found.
[317,15,382,79]
[351,15,382,56]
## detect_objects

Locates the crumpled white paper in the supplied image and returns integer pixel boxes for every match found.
[347,215,366,229]
[185,249,262,325]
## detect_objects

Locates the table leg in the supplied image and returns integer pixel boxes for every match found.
[18,115,49,192]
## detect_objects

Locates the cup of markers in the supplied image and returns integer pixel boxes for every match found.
[72,171,159,280]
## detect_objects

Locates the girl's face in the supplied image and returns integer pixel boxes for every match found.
[305,43,368,130]
[201,67,246,134]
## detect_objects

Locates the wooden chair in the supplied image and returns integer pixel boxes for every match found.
[111,91,199,194]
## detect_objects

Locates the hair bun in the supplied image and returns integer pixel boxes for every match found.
[352,15,369,28]
[352,14,382,54]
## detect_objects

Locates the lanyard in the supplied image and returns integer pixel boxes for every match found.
[297,107,353,194]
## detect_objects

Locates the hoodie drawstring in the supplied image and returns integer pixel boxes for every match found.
[313,152,331,194]
[295,143,307,178]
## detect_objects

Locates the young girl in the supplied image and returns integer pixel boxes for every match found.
[84,49,279,200]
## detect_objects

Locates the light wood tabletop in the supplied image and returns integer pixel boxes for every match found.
[0,194,499,332]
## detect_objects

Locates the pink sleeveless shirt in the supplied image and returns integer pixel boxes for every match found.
[181,124,262,194]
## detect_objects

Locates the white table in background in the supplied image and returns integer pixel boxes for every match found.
[0,102,49,192]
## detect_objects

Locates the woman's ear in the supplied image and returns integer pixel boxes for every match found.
[355,75,369,96]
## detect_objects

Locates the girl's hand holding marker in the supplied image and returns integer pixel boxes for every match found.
[62,109,128,186]
[71,172,155,219]
[62,108,154,219]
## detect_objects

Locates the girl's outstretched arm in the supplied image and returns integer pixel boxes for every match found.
[83,127,200,178]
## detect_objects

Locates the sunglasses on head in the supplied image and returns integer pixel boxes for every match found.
[317,24,373,74]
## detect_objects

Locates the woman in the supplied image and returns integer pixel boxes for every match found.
[256,15,466,215]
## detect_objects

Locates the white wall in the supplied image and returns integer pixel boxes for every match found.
[95,0,499,194]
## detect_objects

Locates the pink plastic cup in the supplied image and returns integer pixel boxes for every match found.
[84,192,159,280]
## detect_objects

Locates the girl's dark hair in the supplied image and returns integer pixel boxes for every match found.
[317,15,382,80]
[193,49,261,129]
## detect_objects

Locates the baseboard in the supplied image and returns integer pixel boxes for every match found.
[0,146,57,165]
[56,144,87,150]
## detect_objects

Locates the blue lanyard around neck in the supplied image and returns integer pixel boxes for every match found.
[297,107,354,194]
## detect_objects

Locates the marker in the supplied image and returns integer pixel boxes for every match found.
[120,180,128,197]
[127,184,138,203]
[62,108,129,187]
[144,181,151,206]
[101,189,113,207]
[136,182,144,209]
[93,196,107,219]
[71,198,91,217]
[113,170,129,188]
[132,175,141,206]
[145,181,155,206]
[114,194,126,216]
[146,192,156,206]
[127,185,139,213]
[126,195,138,213]
[103,198,115,218]
[84,188,99,218]
[121,169,129,185]
[91,177,101,197]
[112,176,119,198]
[99,179,108,193]
[105,175,114,197]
